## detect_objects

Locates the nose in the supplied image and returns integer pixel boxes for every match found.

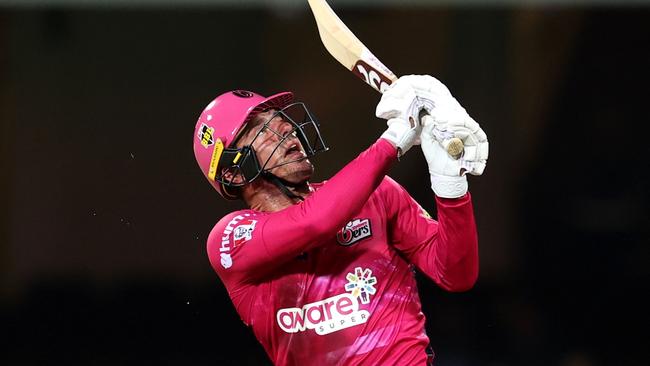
[273,121,300,145]
[277,120,295,138]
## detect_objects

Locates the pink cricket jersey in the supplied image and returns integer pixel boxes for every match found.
[207,139,479,366]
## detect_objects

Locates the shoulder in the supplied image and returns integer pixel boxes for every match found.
[376,175,406,196]
[208,210,261,243]
[380,175,402,188]
[207,210,262,253]
[207,209,263,271]
[375,176,426,216]
[212,210,258,230]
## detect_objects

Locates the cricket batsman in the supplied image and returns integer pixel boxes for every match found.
[192,75,488,365]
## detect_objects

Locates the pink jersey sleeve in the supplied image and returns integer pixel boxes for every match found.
[208,139,397,287]
[378,177,479,291]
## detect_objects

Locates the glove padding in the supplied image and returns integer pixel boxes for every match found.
[375,78,423,122]
[380,117,420,157]
[421,116,487,198]
[384,75,489,164]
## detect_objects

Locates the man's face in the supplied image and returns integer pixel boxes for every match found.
[236,110,314,184]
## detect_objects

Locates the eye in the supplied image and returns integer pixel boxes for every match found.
[281,129,297,138]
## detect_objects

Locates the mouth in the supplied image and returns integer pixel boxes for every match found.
[284,142,306,159]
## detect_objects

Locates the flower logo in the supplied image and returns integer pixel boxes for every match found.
[345,267,377,304]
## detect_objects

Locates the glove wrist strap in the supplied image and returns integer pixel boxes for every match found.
[380,120,413,157]
[430,173,468,198]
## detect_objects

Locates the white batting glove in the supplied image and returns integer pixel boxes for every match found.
[421,116,488,198]
[375,77,423,122]
[380,117,420,157]
[386,75,489,165]
[375,73,425,156]
[421,117,466,198]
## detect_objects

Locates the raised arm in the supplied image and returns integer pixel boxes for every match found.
[374,74,489,291]
[379,178,478,291]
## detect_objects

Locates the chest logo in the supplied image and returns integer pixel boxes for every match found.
[336,218,372,246]
[275,267,377,336]
[344,267,377,305]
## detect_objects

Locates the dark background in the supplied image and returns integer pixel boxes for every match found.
[1,1,648,365]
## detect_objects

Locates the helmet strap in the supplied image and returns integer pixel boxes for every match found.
[261,171,305,202]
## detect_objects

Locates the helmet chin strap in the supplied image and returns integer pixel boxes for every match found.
[261,171,305,202]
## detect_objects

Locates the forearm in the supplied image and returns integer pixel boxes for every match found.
[376,74,484,290]
[427,194,479,291]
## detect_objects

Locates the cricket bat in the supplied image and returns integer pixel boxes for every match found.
[307,0,464,159]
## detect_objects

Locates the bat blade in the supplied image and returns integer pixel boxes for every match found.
[307,0,465,159]
[307,0,396,93]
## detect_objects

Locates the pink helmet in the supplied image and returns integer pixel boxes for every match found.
[193,90,294,199]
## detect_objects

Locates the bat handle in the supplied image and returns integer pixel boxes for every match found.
[418,110,464,160]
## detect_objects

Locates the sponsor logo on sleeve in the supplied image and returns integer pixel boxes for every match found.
[232,219,257,247]
[275,267,377,336]
[220,253,232,269]
[336,218,372,246]
[219,214,256,269]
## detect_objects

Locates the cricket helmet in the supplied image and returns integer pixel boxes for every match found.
[193,89,327,199]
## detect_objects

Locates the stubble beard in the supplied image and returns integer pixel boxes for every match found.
[273,158,314,185]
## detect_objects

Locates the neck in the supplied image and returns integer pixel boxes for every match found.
[242,178,311,212]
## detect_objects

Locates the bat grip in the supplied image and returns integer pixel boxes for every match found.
[418,110,464,160]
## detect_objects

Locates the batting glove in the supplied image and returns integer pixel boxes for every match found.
[375,77,423,122]
[375,78,426,156]
[386,75,489,164]
[421,116,487,198]
[380,117,421,157]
